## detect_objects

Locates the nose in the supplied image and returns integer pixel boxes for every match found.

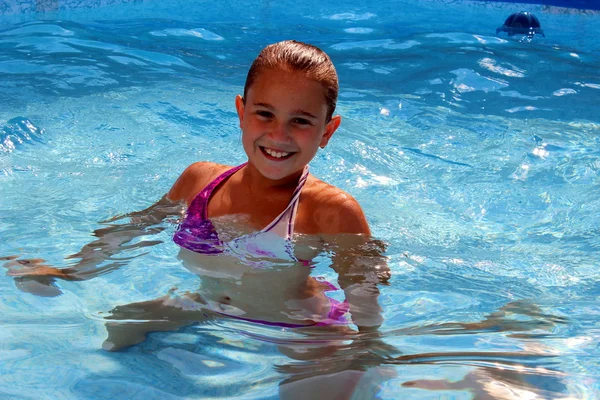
[267,120,291,143]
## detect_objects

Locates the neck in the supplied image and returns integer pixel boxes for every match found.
[239,163,305,196]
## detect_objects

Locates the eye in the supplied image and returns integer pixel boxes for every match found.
[256,110,273,120]
[292,117,312,126]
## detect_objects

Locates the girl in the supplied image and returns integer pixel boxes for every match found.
[5,41,391,349]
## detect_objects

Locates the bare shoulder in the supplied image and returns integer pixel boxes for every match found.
[167,161,231,205]
[301,176,371,236]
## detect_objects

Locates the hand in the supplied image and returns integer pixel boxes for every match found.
[3,256,69,278]
[2,256,65,297]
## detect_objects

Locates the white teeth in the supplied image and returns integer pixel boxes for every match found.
[264,148,290,158]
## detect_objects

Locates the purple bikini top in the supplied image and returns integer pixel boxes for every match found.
[173,163,309,256]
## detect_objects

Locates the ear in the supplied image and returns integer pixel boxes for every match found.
[235,95,245,128]
[319,115,341,148]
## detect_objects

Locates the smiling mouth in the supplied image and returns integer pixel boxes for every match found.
[260,146,295,159]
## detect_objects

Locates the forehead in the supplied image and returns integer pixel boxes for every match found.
[246,68,328,105]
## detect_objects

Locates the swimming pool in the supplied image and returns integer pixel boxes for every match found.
[1,0,599,398]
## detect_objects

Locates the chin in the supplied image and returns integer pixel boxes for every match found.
[254,161,303,181]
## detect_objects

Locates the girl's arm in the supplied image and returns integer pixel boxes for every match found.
[310,189,390,332]
[4,195,185,282]
[327,235,391,332]
[4,161,220,284]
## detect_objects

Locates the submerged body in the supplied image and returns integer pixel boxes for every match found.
[178,244,348,328]
[171,161,364,328]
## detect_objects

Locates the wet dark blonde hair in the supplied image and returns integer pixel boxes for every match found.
[243,40,339,121]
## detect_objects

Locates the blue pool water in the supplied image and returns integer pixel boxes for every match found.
[1,0,600,398]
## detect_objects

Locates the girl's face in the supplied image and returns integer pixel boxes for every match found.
[235,68,341,181]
